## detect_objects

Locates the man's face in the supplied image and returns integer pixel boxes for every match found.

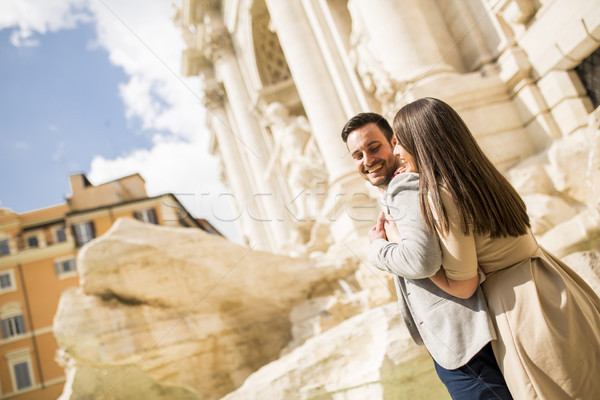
[346,123,399,188]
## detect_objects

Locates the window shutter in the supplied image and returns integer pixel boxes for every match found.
[0,239,9,256]
[149,208,158,224]
[0,273,10,288]
[89,221,96,239]
[54,261,61,276]
[27,236,38,248]
[64,259,76,272]
[1,319,8,338]
[14,362,31,390]
[16,315,25,333]
[56,227,67,242]
[71,225,82,247]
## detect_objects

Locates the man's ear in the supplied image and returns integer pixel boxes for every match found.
[391,136,397,147]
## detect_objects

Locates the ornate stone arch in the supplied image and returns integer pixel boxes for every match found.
[250,0,292,87]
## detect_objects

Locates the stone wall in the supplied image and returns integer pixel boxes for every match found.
[177,0,600,257]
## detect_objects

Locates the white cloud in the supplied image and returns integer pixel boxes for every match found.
[88,134,241,243]
[0,0,91,46]
[84,1,239,239]
[88,0,205,140]
[1,0,240,241]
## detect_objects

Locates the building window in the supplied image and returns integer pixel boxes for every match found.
[54,257,77,278]
[55,227,67,243]
[575,46,600,109]
[0,239,10,256]
[134,208,158,224]
[6,349,34,392]
[1,315,26,339]
[1,303,26,340]
[0,270,16,294]
[26,236,39,248]
[13,361,32,390]
[72,221,96,247]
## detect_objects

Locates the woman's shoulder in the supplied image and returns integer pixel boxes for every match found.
[427,184,454,205]
[427,184,463,223]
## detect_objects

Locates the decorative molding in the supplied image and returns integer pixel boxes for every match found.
[203,80,226,109]
[202,27,234,62]
[0,242,74,268]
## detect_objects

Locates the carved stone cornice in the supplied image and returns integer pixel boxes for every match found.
[202,27,234,63]
[192,0,232,63]
[182,48,202,77]
[196,0,221,16]
[180,0,221,27]
[203,79,226,109]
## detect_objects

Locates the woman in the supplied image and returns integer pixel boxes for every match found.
[384,97,600,399]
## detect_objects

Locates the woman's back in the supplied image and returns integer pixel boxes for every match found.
[438,189,600,399]
[474,230,538,275]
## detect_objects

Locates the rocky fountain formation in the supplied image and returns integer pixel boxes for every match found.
[54,218,450,399]
[54,215,600,399]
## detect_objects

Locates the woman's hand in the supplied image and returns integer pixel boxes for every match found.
[383,214,402,243]
[368,211,388,243]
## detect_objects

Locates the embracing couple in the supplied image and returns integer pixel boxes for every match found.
[341,97,600,400]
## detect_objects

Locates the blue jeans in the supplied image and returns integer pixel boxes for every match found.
[433,342,513,400]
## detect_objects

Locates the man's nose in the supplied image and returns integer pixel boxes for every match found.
[364,152,376,166]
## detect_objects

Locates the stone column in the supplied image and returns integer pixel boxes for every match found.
[264,0,378,242]
[203,78,273,250]
[264,0,356,186]
[201,10,291,251]
[348,0,456,83]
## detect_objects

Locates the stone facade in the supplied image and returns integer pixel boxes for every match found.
[176,0,600,257]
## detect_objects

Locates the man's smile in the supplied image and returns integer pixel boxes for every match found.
[365,163,383,174]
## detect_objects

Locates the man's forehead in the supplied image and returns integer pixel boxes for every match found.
[347,124,385,149]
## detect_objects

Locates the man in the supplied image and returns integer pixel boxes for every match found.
[341,112,512,400]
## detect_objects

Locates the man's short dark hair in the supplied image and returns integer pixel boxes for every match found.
[341,112,394,144]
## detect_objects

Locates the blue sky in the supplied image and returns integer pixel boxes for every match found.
[0,25,153,212]
[0,0,239,241]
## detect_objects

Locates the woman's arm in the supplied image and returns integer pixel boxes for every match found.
[370,210,442,278]
[368,174,443,279]
[382,216,479,299]
[429,188,480,298]
[428,269,479,299]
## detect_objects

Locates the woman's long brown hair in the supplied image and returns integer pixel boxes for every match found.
[392,97,530,237]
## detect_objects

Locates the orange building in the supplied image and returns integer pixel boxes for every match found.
[0,173,219,399]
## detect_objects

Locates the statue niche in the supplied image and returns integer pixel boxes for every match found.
[263,102,328,246]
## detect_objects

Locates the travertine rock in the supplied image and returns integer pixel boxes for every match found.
[562,250,600,295]
[57,356,198,400]
[281,290,369,354]
[54,219,600,400]
[546,129,597,204]
[505,124,600,254]
[220,249,600,400]
[507,157,554,196]
[221,303,450,400]
[55,218,358,400]
[538,209,600,258]
[521,193,578,235]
